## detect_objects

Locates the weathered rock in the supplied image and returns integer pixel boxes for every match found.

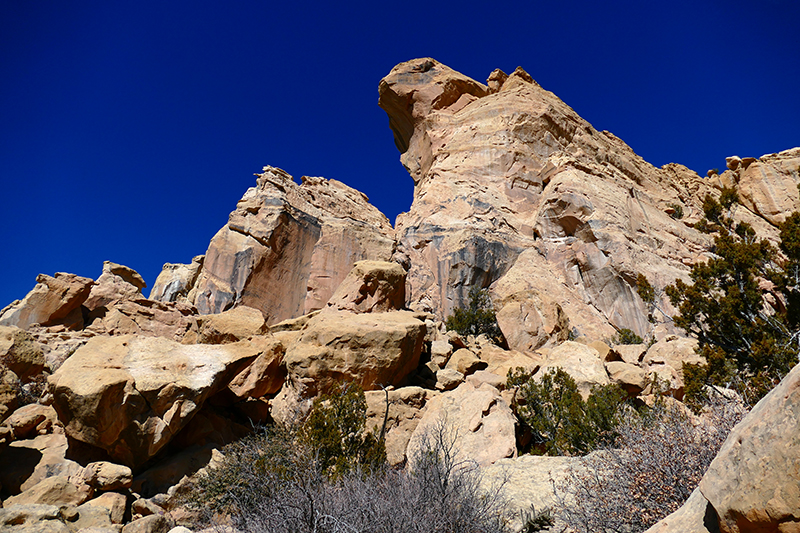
[643,487,716,533]
[149,256,204,304]
[727,147,800,225]
[435,368,464,391]
[3,404,58,440]
[48,335,260,468]
[325,261,406,313]
[407,381,516,467]
[226,335,286,399]
[365,386,434,467]
[379,58,733,343]
[4,475,93,507]
[122,514,175,533]
[83,492,127,524]
[609,343,648,365]
[0,366,20,422]
[188,167,395,324]
[536,341,609,398]
[195,306,266,344]
[698,362,800,533]
[0,504,63,531]
[83,262,147,312]
[0,433,85,497]
[0,326,46,381]
[473,343,542,380]
[643,335,703,371]
[283,310,426,396]
[0,273,94,330]
[82,462,133,491]
[444,348,486,375]
[85,299,199,344]
[605,361,648,396]
[429,339,453,367]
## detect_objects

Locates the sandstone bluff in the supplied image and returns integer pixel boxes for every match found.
[0,58,798,532]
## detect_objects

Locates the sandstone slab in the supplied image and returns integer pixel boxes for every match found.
[0,273,94,331]
[325,260,406,313]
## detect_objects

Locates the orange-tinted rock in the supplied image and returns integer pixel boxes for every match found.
[0,273,94,330]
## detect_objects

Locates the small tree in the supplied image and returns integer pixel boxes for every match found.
[507,367,627,456]
[666,187,800,401]
[446,287,504,344]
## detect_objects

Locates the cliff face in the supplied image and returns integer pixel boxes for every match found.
[378,58,794,346]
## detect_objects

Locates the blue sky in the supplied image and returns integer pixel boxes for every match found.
[1,0,798,307]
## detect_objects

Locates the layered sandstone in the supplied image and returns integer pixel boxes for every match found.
[152,167,396,325]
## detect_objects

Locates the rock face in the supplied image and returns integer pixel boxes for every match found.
[379,58,731,343]
[325,261,406,313]
[83,261,147,312]
[48,335,260,468]
[153,167,396,325]
[148,255,204,304]
[0,273,94,330]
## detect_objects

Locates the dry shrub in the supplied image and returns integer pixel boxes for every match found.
[554,399,746,533]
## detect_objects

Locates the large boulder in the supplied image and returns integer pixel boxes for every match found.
[85,299,199,343]
[0,326,45,381]
[407,380,516,467]
[535,341,609,399]
[148,255,204,304]
[47,335,260,468]
[325,261,407,313]
[160,167,395,324]
[195,305,267,344]
[0,273,94,330]
[699,362,800,533]
[83,261,147,311]
[283,310,426,396]
[365,386,434,466]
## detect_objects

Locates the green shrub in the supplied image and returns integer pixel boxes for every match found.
[667,203,684,220]
[300,381,385,479]
[612,328,643,345]
[446,287,504,344]
[507,367,627,456]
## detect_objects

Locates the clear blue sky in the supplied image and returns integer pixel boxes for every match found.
[2,0,798,307]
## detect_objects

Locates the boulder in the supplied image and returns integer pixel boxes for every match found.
[188,167,395,324]
[226,335,286,399]
[0,366,20,422]
[643,488,717,533]
[605,361,648,396]
[85,299,199,344]
[0,326,45,381]
[195,306,266,344]
[536,341,609,398]
[82,492,127,524]
[283,310,426,396]
[4,475,93,507]
[429,339,453,367]
[82,462,133,491]
[365,386,434,467]
[149,255,204,304]
[48,335,260,468]
[435,368,464,391]
[732,147,800,225]
[698,362,800,533]
[3,404,58,440]
[407,381,516,467]
[445,348,486,375]
[325,261,406,313]
[0,273,94,330]
[0,433,85,497]
[0,504,64,531]
[122,515,175,533]
[83,262,147,311]
[643,335,703,371]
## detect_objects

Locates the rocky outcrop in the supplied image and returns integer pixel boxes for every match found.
[379,58,734,343]
[645,362,800,533]
[407,380,516,467]
[365,386,434,467]
[722,147,800,226]
[148,255,204,304]
[83,261,147,312]
[0,326,46,382]
[0,273,94,331]
[195,305,266,344]
[47,335,260,468]
[155,167,396,325]
[325,261,406,313]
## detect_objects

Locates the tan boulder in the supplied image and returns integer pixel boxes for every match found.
[149,255,204,304]
[0,366,20,422]
[3,404,58,440]
[429,339,453,367]
[698,362,800,533]
[189,167,395,324]
[48,335,259,468]
[0,273,94,330]
[365,386,434,467]
[283,310,426,396]
[226,335,286,399]
[82,462,133,491]
[5,475,93,507]
[0,504,64,531]
[83,262,147,311]
[732,147,800,225]
[495,291,569,352]
[122,515,174,533]
[605,361,648,396]
[195,306,266,344]
[609,343,648,364]
[643,335,703,370]
[536,341,609,398]
[325,261,406,313]
[435,368,464,391]
[643,488,717,533]
[407,381,516,467]
[0,433,84,496]
[72,495,126,529]
[474,343,542,380]
[445,348,486,375]
[0,326,45,381]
